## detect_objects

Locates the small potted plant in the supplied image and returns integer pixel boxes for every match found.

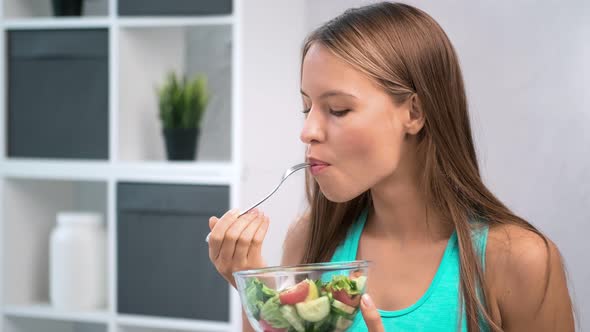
[157,72,210,161]
[52,0,84,16]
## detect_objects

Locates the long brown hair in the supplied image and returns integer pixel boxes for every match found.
[300,2,549,331]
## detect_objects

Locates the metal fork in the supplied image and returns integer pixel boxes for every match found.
[205,162,310,242]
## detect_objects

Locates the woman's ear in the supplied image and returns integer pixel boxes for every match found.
[404,94,425,135]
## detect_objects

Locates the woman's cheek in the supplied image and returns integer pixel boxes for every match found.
[338,127,374,160]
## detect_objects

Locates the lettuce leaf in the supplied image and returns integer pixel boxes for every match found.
[245,278,279,319]
[261,283,278,300]
[245,279,264,319]
[260,296,291,328]
[326,275,360,295]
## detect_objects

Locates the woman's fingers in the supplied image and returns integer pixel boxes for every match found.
[207,208,270,289]
[208,216,219,231]
[360,294,385,332]
[208,209,240,261]
[217,209,259,262]
[233,212,265,264]
[247,214,270,260]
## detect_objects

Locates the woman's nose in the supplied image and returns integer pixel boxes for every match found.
[300,109,326,144]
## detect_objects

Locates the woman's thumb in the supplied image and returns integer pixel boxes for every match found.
[360,294,385,332]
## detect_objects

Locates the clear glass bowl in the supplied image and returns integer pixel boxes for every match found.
[233,260,370,332]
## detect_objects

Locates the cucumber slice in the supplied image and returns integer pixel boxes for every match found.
[295,296,330,322]
[335,316,353,330]
[354,276,367,292]
[279,305,305,332]
[310,318,332,332]
[332,299,356,315]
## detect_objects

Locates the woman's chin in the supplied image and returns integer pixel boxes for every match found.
[318,185,359,203]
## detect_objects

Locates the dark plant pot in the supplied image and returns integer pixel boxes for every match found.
[163,128,200,161]
[52,0,83,16]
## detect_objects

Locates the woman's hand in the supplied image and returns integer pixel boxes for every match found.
[361,294,385,332]
[208,208,269,288]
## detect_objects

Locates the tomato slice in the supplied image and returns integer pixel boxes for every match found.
[332,289,361,307]
[279,280,310,305]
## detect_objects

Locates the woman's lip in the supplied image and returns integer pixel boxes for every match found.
[307,157,329,165]
[310,164,329,175]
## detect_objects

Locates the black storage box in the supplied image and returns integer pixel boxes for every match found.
[7,29,109,159]
[117,182,230,321]
[118,0,232,16]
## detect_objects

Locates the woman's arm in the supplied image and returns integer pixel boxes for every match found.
[488,225,575,331]
[241,310,255,332]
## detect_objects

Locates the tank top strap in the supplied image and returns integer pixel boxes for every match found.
[330,208,368,263]
[470,221,490,271]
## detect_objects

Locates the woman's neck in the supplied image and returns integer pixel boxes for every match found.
[367,174,451,245]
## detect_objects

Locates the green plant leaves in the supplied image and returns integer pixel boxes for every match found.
[157,71,210,129]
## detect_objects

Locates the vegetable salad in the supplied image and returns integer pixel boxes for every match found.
[244,273,367,332]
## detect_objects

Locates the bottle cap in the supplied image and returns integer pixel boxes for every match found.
[57,212,103,226]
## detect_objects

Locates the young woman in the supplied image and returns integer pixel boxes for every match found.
[208,2,575,331]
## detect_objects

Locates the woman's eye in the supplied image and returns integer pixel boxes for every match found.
[301,108,350,116]
[330,109,351,117]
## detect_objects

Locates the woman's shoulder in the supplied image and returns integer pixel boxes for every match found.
[281,211,311,266]
[485,223,572,329]
[485,223,558,276]
[485,223,560,290]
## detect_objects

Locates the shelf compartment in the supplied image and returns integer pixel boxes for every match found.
[118,25,232,162]
[3,316,106,332]
[3,304,109,324]
[3,0,109,19]
[2,178,109,310]
[117,314,230,332]
[117,182,229,322]
[6,28,109,160]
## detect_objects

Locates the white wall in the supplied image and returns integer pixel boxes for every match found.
[304,0,589,329]
[240,0,308,267]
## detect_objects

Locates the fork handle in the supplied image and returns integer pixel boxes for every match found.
[238,179,285,216]
[205,162,309,243]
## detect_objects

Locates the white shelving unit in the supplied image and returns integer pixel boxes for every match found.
[0,160,233,184]
[2,18,110,30]
[0,0,307,331]
[117,17,233,28]
[4,304,109,324]
[116,315,229,332]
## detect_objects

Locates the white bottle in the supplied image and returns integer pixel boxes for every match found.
[50,212,106,310]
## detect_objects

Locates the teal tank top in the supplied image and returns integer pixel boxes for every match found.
[330,209,489,331]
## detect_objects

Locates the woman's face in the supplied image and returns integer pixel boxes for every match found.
[300,43,413,202]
